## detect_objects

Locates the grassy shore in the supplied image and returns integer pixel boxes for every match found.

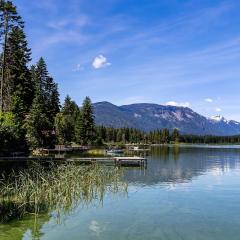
[0,162,127,223]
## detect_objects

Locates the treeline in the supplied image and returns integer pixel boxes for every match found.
[179,134,240,144]
[95,127,179,144]
[95,126,240,145]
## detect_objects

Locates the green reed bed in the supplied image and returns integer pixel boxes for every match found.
[0,162,127,223]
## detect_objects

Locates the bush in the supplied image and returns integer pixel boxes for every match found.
[0,112,28,155]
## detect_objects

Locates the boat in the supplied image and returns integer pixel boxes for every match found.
[106,149,124,155]
[128,146,150,152]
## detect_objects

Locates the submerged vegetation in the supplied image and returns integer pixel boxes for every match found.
[0,163,127,223]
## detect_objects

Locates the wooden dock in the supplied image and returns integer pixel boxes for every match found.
[40,146,90,154]
[68,157,147,167]
[0,156,147,168]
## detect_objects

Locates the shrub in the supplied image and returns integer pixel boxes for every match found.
[0,112,27,155]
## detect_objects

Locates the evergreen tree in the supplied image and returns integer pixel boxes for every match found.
[6,26,33,119]
[62,95,79,120]
[75,97,95,145]
[55,113,70,145]
[33,58,60,124]
[26,58,60,148]
[0,0,24,112]
[96,125,106,142]
[162,129,170,143]
[55,95,79,144]
[45,76,60,123]
[75,111,85,144]
[25,87,52,148]
[172,128,180,142]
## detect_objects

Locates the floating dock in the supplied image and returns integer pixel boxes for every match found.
[0,156,147,168]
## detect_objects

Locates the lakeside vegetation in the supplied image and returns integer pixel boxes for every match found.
[95,127,240,145]
[0,162,127,223]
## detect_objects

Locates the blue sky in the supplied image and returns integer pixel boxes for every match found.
[14,0,240,120]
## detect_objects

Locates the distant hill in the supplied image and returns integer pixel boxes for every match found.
[93,101,240,136]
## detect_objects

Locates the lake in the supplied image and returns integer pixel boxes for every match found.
[1,145,240,240]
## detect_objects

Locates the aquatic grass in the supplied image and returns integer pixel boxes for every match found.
[0,162,127,223]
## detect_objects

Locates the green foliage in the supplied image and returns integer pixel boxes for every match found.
[75,97,95,145]
[75,111,85,144]
[62,95,79,117]
[0,0,23,28]
[94,126,240,145]
[25,58,60,148]
[55,95,79,144]
[0,0,25,112]
[7,27,33,118]
[0,1,37,153]
[172,129,180,142]
[55,112,73,144]
[0,112,27,154]
[33,58,60,122]
[95,126,146,144]
[179,134,240,144]
[25,88,53,148]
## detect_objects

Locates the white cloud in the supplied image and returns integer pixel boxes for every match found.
[89,220,103,236]
[72,63,83,72]
[89,220,100,234]
[215,107,222,112]
[34,30,87,52]
[48,19,70,29]
[92,55,111,69]
[166,101,190,107]
[205,98,213,103]
[48,16,89,30]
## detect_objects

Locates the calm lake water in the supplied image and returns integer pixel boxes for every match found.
[1,145,240,240]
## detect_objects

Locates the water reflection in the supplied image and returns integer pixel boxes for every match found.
[124,145,240,186]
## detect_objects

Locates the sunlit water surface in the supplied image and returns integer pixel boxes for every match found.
[1,145,240,240]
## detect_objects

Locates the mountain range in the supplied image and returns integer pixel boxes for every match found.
[93,102,240,136]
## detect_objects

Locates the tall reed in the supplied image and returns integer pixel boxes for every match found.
[0,162,127,223]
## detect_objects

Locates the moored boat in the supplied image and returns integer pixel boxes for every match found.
[106,149,124,155]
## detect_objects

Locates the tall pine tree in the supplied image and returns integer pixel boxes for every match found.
[6,26,33,119]
[32,58,60,122]
[26,58,60,148]
[75,97,95,145]
[0,0,24,112]
[25,86,52,148]
[55,95,79,144]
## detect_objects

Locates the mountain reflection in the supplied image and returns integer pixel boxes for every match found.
[123,146,240,185]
